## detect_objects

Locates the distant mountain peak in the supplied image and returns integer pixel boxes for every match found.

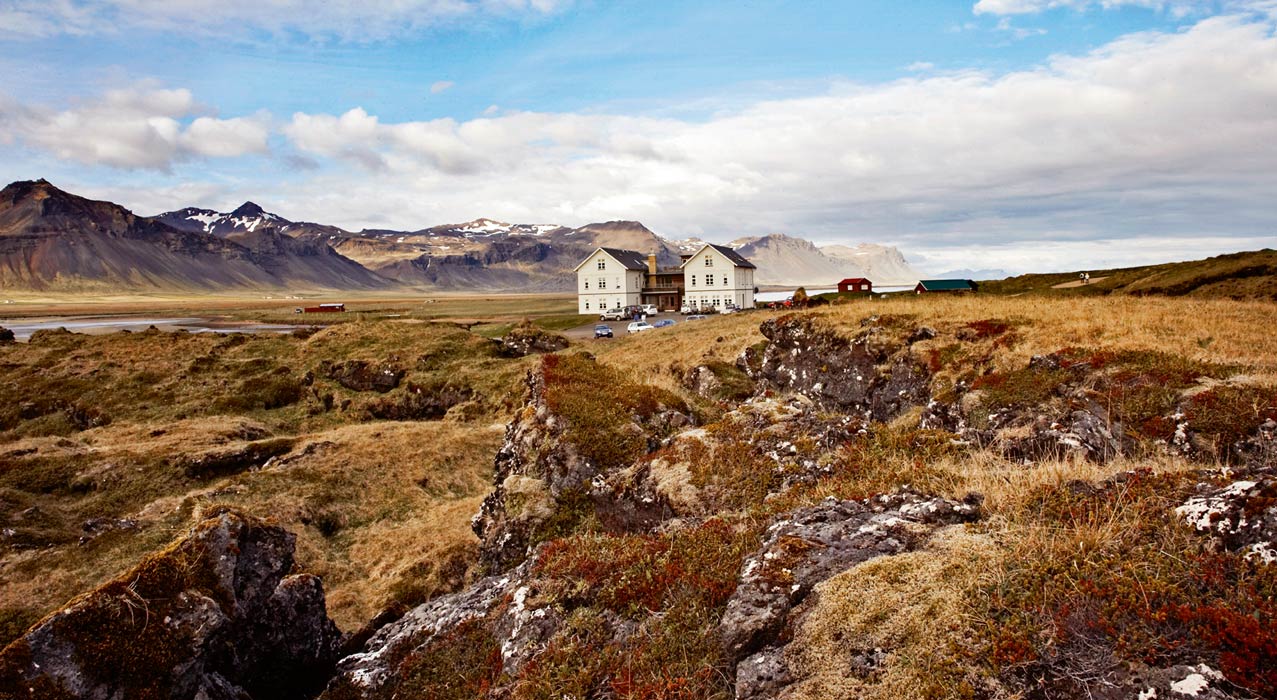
[3,178,61,202]
[231,201,266,217]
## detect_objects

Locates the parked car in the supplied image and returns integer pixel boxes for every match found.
[600,308,627,321]
[640,304,658,316]
[685,314,707,321]
[653,319,675,328]
[721,305,738,314]
[679,305,695,315]
[594,324,613,338]
[626,321,654,333]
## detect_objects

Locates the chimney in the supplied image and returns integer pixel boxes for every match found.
[647,253,658,275]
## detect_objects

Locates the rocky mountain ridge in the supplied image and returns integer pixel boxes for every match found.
[2,179,920,293]
[150,199,920,291]
[0,180,386,292]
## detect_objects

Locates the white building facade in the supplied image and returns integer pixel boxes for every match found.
[680,244,756,311]
[573,247,647,314]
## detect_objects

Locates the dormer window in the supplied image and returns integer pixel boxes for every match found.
[597,260,606,270]
[704,257,713,267]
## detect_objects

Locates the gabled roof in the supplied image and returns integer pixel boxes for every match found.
[572,247,649,272]
[679,243,757,269]
[916,279,977,291]
[838,278,871,285]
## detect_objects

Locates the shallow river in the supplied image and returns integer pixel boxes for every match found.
[0,316,305,341]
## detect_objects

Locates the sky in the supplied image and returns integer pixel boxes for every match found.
[1,0,1275,274]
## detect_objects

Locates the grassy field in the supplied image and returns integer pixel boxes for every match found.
[2,291,1276,698]
[978,248,1277,298]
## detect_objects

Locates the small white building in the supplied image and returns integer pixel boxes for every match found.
[573,247,648,314]
[680,244,757,311]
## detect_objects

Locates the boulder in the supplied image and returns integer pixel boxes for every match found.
[321,559,541,699]
[1176,477,1277,563]
[744,315,931,421]
[0,326,14,344]
[496,324,569,357]
[717,491,980,699]
[0,510,342,700]
[320,360,404,393]
[363,382,473,421]
[175,438,297,478]
[472,359,689,574]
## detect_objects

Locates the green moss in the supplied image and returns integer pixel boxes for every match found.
[541,354,688,471]
[389,618,502,700]
[969,368,1069,428]
[527,488,599,549]
[698,360,755,402]
[0,607,42,649]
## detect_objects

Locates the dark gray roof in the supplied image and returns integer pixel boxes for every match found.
[598,247,650,271]
[708,244,757,269]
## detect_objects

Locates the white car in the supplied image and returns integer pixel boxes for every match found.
[626,321,654,333]
[640,304,658,316]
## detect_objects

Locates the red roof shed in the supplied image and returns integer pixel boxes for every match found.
[837,278,873,293]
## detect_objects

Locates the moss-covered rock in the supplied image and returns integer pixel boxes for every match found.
[0,509,342,700]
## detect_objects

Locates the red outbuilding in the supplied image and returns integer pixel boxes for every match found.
[837,278,873,294]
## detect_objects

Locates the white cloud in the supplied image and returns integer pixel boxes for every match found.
[430,80,455,94]
[0,0,572,41]
[3,86,270,170]
[7,11,1277,274]
[266,11,1277,263]
[974,0,1216,16]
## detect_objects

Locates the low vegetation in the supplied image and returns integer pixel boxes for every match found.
[979,248,1277,299]
[3,291,1276,699]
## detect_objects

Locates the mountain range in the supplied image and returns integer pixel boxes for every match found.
[0,179,921,293]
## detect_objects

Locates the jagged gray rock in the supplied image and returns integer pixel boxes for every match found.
[1176,477,1277,564]
[320,360,404,393]
[718,491,981,699]
[472,366,689,573]
[496,324,569,357]
[743,314,932,420]
[0,510,342,700]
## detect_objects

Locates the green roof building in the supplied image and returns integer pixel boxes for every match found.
[915,279,978,293]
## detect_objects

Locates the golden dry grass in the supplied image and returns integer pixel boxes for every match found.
[785,526,1005,700]
[3,293,1274,691]
[591,296,1277,388]
[226,420,505,627]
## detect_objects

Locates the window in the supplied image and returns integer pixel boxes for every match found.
[584,280,589,289]
[585,302,590,310]
[723,275,729,286]
[691,275,697,287]
[597,260,606,270]
[598,277,606,289]
[704,257,713,267]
